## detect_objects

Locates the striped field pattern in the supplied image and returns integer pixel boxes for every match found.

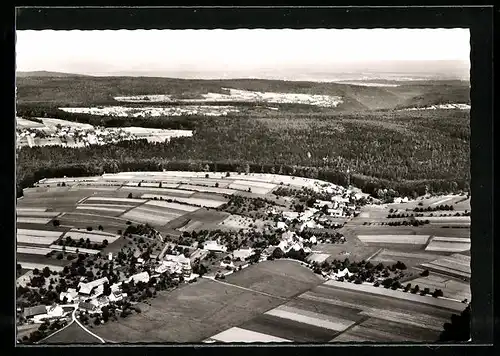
[140,194,226,208]
[425,236,471,252]
[420,253,471,279]
[357,235,430,245]
[17,246,54,255]
[16,217,53,225]
[17,228,64,245]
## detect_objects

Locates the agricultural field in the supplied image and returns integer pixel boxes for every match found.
[92,278,285,343]
[42,322,103,344]
[223,260,324,299]
[419,254,471,280]
[17,228,64,245]
[61,229,120,243]
[407,274,471,301]
[207,276,464,343]
[356,235,430,245]
[425,236,471,253]
[369,249,443,269]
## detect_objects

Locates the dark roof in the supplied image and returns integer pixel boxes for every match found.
[78,302,96,311]
[23,305,46,317]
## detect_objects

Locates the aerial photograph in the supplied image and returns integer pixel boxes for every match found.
[15,28,471,344]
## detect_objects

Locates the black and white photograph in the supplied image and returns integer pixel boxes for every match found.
[14,11,478,345]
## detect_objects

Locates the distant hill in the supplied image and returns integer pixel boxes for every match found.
[15,74,470,111]
[16,71,90,78]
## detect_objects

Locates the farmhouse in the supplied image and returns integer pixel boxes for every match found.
[203,240,228,253]
[77,277,109,297]
[23,305,47,319]
[329,268,353,280]
[156,254,192,278]
[276,222,288,231]
[220,260,235,269]
[127,271,150,284]
[299,220,324,232]
[59,288,78,303]
[232,247,255,261]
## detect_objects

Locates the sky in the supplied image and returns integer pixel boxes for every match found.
[16,29,470,79]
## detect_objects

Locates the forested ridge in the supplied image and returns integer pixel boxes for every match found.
[16,76,470,198]
[17,109,470,198]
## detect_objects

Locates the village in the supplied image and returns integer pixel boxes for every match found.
[15,117,193,148]
[16,176,372,343]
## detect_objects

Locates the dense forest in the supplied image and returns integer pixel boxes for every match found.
[16,108,470,198]
[16,76,470,199]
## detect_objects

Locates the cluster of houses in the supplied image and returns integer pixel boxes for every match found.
[271,231,314,254]
[16,124,137,148]
[60,105,241,117]
[112,88,344,109]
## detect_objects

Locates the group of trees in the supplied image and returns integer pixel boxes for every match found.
[219,195,277,219]
[414,205,455,212]
[298,229,344,244]
[380,219,430,227]
[56,235,108,251]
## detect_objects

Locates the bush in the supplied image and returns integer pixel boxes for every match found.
[86,226,93,231]
[432,289,444,298]
[56,253,64,260]
[420,269,430,277]
[52,219,60,227]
